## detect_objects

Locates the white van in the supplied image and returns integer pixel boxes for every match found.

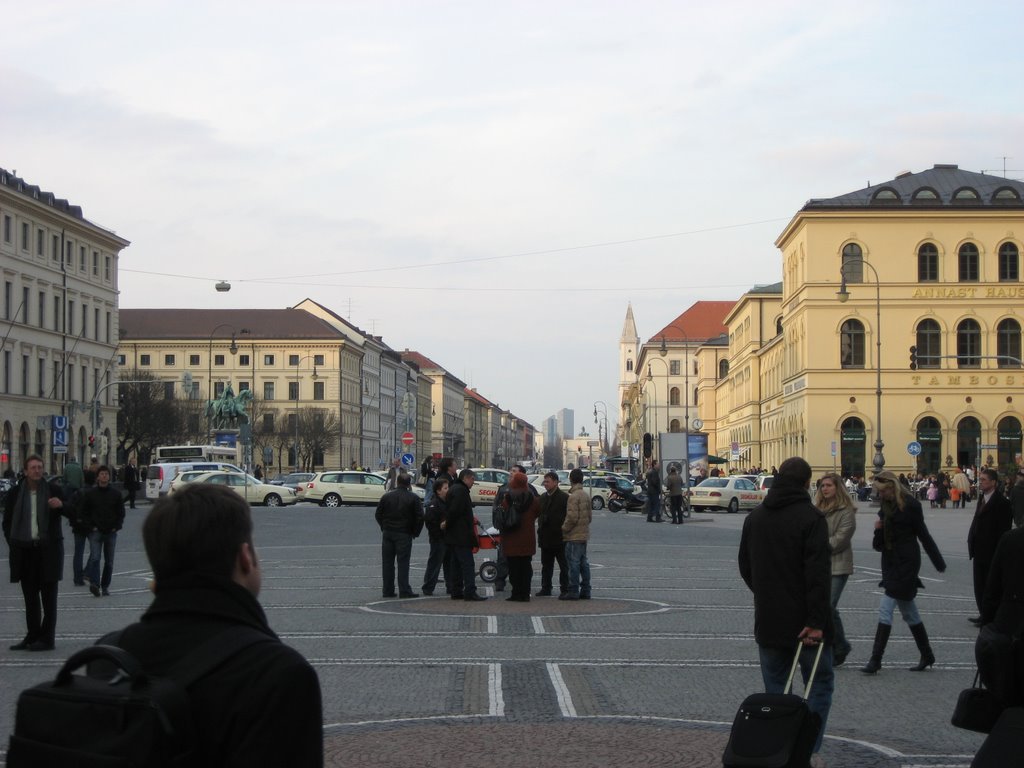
[145,462,244,499]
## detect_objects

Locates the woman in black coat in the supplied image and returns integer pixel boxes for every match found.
[862,470,946,674]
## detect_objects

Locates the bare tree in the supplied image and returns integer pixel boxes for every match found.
[297,408,339,471]
[116,370,183,464]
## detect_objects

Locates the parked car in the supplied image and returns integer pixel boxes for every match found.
[754,474,774,491]
[468,468,510,505]
[267,472,315,493]
[299,470,390,507]
[169,468,243,494]
[688,476,766,513]
[189,471,297,506]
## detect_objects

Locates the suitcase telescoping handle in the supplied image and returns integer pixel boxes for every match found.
[783,640,824,699]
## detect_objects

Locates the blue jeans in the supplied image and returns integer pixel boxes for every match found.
[564,540,591,598]
[758,643,834,753]
[86,531,118,590]
[878,595,921,626]
[830,574,850,655]
[381,530,413,595]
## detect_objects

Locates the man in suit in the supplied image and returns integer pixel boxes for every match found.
[968,467,1013,626]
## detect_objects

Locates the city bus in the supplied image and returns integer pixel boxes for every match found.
[151,444,240,464]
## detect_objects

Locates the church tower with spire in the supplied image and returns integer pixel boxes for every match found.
[618,303,640,449]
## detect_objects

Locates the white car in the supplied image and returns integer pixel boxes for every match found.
[689,476,766,513]
[190,471,297,507]
[468,468,510,506]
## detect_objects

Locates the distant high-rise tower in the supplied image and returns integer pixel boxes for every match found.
[556,408,574,440]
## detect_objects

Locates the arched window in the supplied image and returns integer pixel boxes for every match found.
[626,359,633,372]
[669,418,681,433]
[918,243,938,282]
[840,319,865,368]
[842,243,863,283]
[957,417,982,468]
[718,359,730,378]
[915,319,941,369]
[997,319,1022,368]
[959,243,979,281]
[957,319,981,367]
[669,386,680,406]
[775,317,783,336]
[999,243,1020,282]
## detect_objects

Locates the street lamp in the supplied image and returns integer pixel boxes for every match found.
[837,259,884,477]
[593,401,610,457]
[292,355,319,472]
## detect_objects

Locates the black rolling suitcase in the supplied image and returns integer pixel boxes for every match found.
[723,642,824,768]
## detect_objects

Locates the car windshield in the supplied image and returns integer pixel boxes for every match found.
[698,478,729,488]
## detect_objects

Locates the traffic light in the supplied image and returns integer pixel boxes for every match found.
[909,345,918,370]
[88,435,95,448]
[643,433,652,458]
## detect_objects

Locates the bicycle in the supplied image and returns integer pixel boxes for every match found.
[662,492,691,521]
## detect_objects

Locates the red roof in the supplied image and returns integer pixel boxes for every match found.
[650,301,735,343]
[465,388,495,407]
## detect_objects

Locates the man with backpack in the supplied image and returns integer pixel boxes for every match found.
[97,483,322,765]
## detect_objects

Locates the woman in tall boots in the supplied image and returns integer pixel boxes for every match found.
[862,470,947,674]
[815,473,857,666]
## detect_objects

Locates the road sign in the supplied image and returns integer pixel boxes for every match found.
[831,440,837,457]
[980,444,998,450]
[587,440,600,447]
[52,415,68,430]
[907,441,922,456]
[262,446,273,464]
[401,432,415,447]
[401,452,415,467]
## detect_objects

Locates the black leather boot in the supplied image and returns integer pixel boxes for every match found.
[860,623,892,674]
[908,622,935,671]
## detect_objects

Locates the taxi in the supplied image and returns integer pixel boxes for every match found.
[688,476,765,513]
[468,468,510,506]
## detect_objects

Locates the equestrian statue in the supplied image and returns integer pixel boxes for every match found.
[206,385,254,429]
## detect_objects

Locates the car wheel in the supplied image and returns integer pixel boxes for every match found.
[264,493,282,507]
[591,495,605,510]
[323,493,342,507]
[728,497,739,513]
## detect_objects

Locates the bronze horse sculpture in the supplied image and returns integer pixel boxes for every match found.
[206,385,254,429]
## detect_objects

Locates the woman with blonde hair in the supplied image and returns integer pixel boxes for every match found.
[814,473,857,665]
[862,470,946,674]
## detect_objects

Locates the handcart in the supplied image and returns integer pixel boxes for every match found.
[472,517,501,583]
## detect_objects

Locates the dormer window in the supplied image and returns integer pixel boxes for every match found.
[993,187,1022,204]
[911,187,940,203]
[952,187,980,202]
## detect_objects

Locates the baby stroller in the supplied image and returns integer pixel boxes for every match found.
[473,516,501,583]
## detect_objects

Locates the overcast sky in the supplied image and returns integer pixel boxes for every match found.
[2,0,1022,442]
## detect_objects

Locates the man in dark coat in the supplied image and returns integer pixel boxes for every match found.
[645,460,663,522]
[968,467,1013,625]
[1009,469,1024,529]
[444,468,487,601]
[978,525,1024,705]
[80,465,127,597]
[99,483,323,767]
[2,454,67,651]
[122,459,140,509]
[374,473,424,598]
[738,456,833,758]
[536,470,569,596]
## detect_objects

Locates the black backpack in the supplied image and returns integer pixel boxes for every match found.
[493,491,530,533]
[7,626,270,767]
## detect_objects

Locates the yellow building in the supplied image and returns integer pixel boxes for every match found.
[769,164,1024,477]
[623,164,1024,479]
[118,307,361,472]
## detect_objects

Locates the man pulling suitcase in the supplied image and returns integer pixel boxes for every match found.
[736,456,834,767]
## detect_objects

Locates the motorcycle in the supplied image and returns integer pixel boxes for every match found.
[608,487,647,513]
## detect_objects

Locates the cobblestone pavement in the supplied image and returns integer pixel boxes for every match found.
[0,499,988,766]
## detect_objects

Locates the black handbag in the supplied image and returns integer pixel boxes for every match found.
[952,671,1004,734]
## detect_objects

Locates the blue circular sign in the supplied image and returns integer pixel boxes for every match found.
[907,441,922,456]
[401,452,415,467]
